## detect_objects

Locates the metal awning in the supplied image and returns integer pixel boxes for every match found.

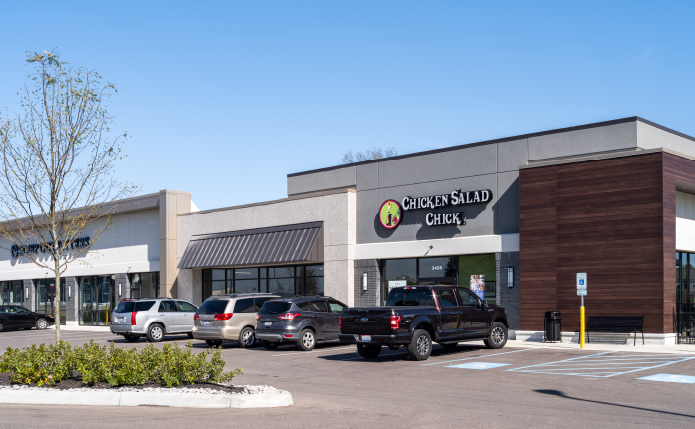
[177,222,323,269]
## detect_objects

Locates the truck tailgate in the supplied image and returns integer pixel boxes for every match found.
[341,308,395,335]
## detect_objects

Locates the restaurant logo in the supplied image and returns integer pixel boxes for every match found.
[379,199,401,229]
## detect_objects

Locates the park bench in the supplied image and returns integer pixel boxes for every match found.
[586,316,644,346]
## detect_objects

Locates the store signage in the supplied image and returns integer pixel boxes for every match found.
[378,188,492,229]
[388,280,407,292]
[379,200,401,229]
[10,236,91,259]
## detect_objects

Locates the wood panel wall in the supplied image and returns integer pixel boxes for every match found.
[520,152,674,333]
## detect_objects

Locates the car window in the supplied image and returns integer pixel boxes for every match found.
[0,307,8,313]
[197,299,230,315]
[310,301,328,312]
[437,289,458,308]
[158,300,178,312]
[11,306,29,313]
[177,301,198,312]
[456,288,481,310]
[297,302,311,311]
[328,301,345,313]
[259,301,292,314]
[114,301,135,313]
[385,288,435,307]
[254,297,274,312]
[234,298,255,313]
[135,301,156,312]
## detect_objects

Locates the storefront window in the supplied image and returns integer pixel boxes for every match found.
[128,272,160,299]
[380,254,497,305]
[0,281,23,305]
[202,264,324,301]
[78,275,115,325]
[459,254,496,304]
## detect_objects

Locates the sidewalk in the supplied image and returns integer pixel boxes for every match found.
[506,339,695,355]
[49,325,111,332]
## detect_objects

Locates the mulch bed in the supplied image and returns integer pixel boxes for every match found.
[0,372,245,393]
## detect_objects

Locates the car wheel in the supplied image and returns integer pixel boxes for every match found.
[205,340,223,347]
[124,334,140,342]
[486,322,508,349]
[187,332,194,339]
[146,324,164,342]
[357,344,382,359]
[408,329,432,361]
[262,340,279,350]
[440,342,458,348]
[35,318,48,330]
[298,328,316,351]
[238,327,256,348]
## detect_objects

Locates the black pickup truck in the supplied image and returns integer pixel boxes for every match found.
[339,286,509,361]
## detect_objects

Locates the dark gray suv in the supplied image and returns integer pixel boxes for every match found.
[256,296,347,351]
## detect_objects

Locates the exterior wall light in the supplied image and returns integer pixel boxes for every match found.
[507,267,514,288]
[362,272,368,291]
[68,285,71,299]
[25,287,28,299]
[119,283,122,296]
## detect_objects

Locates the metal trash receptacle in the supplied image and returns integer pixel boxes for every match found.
[544,311,562,342]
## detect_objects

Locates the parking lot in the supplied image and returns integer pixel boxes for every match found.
[1,329,695,428]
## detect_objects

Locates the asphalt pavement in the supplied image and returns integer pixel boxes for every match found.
[1,328,694,428]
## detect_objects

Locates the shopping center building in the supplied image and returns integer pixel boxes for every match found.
[3,117,695,344]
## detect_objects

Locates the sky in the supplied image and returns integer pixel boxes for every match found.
[1,1,694,210]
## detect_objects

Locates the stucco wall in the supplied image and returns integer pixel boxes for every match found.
[176,191,356,306]
[0,209,160,282]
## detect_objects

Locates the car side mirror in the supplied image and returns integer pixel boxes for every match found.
[482,300,488,309]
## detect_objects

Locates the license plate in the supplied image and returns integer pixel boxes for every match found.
[264,322,272,326]
[361,335,371,342]
[202,321,211,326]
[116,317,124,323]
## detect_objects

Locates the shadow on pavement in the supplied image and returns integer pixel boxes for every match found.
[536,390,695,419]
[318,344,486,362]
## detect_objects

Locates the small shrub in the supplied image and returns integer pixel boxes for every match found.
[0,340,242,387]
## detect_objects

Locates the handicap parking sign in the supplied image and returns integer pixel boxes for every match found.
[577,273,587,290]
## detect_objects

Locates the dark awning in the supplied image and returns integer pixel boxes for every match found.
[177,222,323,269]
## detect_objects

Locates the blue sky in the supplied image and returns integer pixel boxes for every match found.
[1,1,694,210]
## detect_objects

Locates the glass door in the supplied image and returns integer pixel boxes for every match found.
[79,276,115,325]
[418,277,457,285]
[35,279,66,324]
[677,252,695,344]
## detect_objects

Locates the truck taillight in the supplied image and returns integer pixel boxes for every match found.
[194,314,200,320]
[390,315,401,329]
[339,316,342,328]
[131,312,138,325]
[213,313,234,321]
[278,313,300,321]
[256,314,260,320]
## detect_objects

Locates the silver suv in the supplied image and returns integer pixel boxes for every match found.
[193,293,280,348]
[110,298,199,342]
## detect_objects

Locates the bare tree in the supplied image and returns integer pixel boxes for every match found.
[0,51,137,342]
[341,146,398,164]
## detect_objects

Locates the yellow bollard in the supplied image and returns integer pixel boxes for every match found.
[580,305,585,349]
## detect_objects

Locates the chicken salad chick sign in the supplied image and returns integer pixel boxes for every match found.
[379,189,492,229]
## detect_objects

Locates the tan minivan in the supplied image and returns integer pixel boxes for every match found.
[193,293,280,347]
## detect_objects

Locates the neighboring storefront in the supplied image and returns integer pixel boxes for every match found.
[0,190,191,326]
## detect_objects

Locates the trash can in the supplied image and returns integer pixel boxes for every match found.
[544,311,562,342]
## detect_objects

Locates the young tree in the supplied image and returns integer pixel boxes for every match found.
[341,146,398,164]
[0,51,136,342]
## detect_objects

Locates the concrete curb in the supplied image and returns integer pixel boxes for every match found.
[0,388,293,408]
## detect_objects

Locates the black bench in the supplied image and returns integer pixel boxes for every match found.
[586,316,644,346]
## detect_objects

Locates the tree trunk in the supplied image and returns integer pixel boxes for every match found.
[54,257,61,343]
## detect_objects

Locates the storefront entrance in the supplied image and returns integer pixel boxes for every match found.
[79,276,115,325]
[35,278,66,324]
[0,281,23,306]
[676,252,695,344]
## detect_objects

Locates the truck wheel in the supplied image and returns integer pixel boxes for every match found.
[408,329,432,361]
[298,328,316,351]
[262,340,279,350]
[486,322,508,349]
[357,344,382,359]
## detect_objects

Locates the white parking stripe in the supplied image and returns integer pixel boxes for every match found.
[272,346,354,357]
[420,348,536,366]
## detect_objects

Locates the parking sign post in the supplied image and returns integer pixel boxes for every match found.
[577,273,587,349]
